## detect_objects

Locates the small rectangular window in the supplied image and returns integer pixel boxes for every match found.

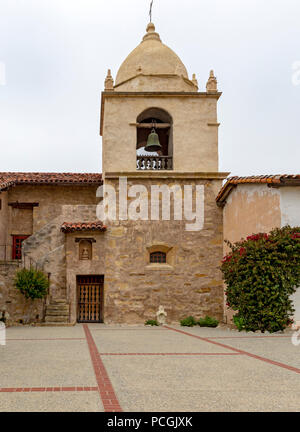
[12,235,29,260]
[150,251,166,264]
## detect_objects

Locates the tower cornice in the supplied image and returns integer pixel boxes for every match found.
[100,91,222,136]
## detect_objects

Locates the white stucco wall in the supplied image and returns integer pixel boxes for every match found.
[280,186,300,227]
[280,187,300,325]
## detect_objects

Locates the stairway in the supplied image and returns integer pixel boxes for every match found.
[44,299,70,325]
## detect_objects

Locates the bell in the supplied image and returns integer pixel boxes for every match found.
[145,128,162,152]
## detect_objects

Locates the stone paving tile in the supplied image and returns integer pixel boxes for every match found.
[1,324,299,412]
[166,326,300,369]
[102,355,300,412]
[0,391,103,412]
[89,324,168,331]
[103,388,299,412]
[169,325,293,339]
[91,328,233,354]
[204,335,300,369]
[0,339,97,387]
[5,325,85,339]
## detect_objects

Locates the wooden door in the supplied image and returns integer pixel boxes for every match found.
[77,275,104,323]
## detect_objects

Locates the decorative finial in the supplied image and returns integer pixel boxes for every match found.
[206,69,218,93]
[104,69,114,91]
[143,22,161,42]
[192,73,198,88]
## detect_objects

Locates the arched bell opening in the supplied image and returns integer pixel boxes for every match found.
[136,108,173,170]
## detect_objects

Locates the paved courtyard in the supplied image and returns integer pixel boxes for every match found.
[0,324,299,412]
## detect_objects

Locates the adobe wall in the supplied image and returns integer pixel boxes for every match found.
[223,184,282,325]
[280,186,300,325]
[223,184,281,254]
[280,186,300,227]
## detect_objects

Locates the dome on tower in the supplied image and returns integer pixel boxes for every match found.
[114,23,197,92]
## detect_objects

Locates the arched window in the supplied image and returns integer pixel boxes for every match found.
[150,251,167,264]
[136,107,173,170]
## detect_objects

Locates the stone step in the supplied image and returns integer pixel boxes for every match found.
[40,322,75,327]
[46,305,69,312]
[45,316,69,323]
[46,310,69,316]
[51,299,68,304]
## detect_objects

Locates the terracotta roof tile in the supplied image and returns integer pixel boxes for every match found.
[61,221,107,233]
[0,172,103,191]
[216,174,300,204]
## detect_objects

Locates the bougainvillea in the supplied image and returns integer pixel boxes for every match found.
[221,226,300,333]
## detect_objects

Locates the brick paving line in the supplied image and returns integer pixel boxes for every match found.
[0,387,98,393]
[206,335,291,340]
[90,327,166,332]
[165,326,300,374]
[6,338,85,341]
[99,352,243,356]
[83,324,122,412]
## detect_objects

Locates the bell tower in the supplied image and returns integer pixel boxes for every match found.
[100,23,227,179]
[98,22,229,324]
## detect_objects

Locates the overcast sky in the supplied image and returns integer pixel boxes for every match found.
[0,0,299,176]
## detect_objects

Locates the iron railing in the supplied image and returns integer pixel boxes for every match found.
[0,244,43,270]
[0,244,12,261]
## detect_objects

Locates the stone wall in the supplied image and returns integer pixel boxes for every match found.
[3,185,99,249]
[11,207,33,236]
[1,180,225,325]
[23,205,98,301]
[99,177,224,324]
[0,191,9,259]
[0,203,98,325]
[0,262,44,326]
[66,231,106,323]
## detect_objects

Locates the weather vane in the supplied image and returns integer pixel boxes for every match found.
[149,0,154,22]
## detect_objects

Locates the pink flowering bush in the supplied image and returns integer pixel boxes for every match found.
[221,226,300,333]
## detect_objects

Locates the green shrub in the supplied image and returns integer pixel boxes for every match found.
[221,226,300,333]
[198,316,219,328]
[15,268,49,300]
[233,315,246,332]
[145,319,159,326]
[180,316,197,327]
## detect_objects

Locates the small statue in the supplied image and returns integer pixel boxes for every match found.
[81,247,90,260]
[156,305,167,325]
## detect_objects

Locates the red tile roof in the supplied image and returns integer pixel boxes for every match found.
[216,174,300,205]
[61,221,107,233]
[0,172,103,191]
